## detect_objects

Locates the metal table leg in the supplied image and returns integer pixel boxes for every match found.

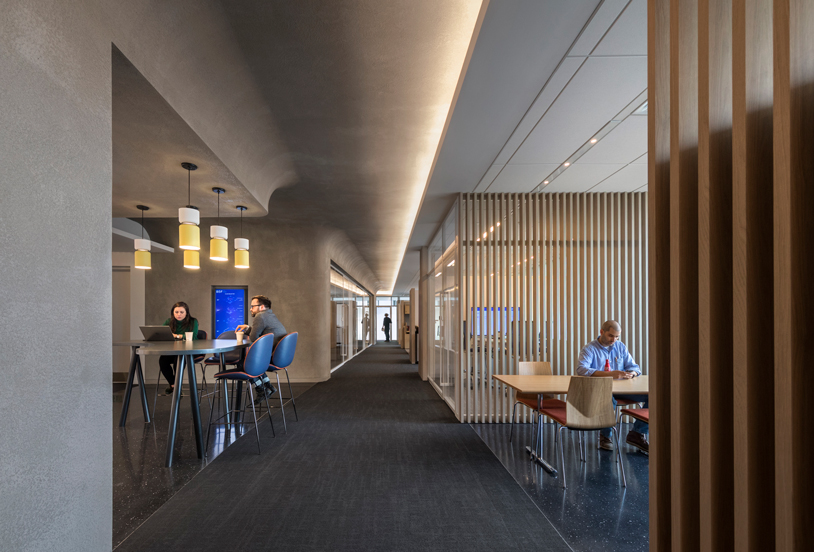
[219,353,230,430]
[165,355,185,467]
[186,354,204,458]
[134,352,150,424]
[525,392,557,475]
[119,346,151,426]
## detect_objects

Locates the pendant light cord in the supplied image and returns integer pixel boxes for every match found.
[141,209,145,239]
[187,169,191,206]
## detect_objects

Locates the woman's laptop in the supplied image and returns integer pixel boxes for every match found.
[139,325,176,341]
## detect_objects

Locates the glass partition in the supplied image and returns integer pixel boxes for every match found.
[330,268,372,370]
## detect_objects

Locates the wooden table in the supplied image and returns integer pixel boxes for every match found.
[114,339,249,467]
[493,374,649,474]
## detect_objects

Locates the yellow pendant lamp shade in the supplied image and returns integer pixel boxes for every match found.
[209,188,228,261]
[184,249,200,269]
[235,247,250,269]
[210,232,229,261]
[134,206,151,269]
[235,206,249,269]
[179,208,200,250]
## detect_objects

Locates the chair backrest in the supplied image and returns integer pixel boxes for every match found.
[517,361,555,400]
[518,361,552,376]
[193,330,208,361]
[565,377,616,430]
[243,333,276,377]
[213,330,241,363]
[217,330,236,339]
[271,332,298,369]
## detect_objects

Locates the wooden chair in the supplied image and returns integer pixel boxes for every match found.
[509,361,566,442]
[540,377,627,489]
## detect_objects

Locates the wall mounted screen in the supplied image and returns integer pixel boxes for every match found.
[211,286,248,338]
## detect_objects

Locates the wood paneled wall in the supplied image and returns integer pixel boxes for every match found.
[649,0,813,550]
[459,193,648,423]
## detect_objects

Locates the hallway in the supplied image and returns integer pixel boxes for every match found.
[116,343,570,551]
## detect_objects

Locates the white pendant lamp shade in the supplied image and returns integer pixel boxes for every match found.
[178,207,200,250]
[134,238,151,269]
[235,205,249,269]
[134,205,151,269]
[210,225,228,261]
[235,238,249,269]
[184,249,200,269]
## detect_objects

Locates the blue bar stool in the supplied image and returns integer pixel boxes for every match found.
[265,332,299,432]
[205,333,276,455]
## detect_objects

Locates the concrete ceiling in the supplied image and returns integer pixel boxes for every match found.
[392,0,648,294]
[112,47,266,220]
[218,0,484,292]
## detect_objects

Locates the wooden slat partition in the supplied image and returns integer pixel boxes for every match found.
[649,0,814,549]
[459,193,648,423]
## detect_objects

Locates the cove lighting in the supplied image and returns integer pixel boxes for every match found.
[378,3,484,292]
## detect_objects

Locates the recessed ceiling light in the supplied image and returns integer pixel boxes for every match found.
[476,238,480,242]
[590,138,598,144]
[543,180,549,185]
[435,272,441,277]
[496,222,500,227]
[490,226,494,232]
[563,162,570,167]
[483,232,487,238]
[447,260,455,267]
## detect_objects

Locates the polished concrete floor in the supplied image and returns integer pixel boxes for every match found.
[112,379,314,549]
[473,421,649,552]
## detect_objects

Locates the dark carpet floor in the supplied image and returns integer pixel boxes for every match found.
[116,343,571,552]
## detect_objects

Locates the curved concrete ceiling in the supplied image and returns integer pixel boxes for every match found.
[112,47,266,219]
[220,0,484,291]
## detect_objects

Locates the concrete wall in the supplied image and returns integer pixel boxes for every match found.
[143,218,375,384]
[0,2,112,549]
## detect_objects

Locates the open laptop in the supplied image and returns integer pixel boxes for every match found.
[139,325,176,341]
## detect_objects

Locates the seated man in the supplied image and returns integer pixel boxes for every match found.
[235,294,287,402]
[576,320,649,453]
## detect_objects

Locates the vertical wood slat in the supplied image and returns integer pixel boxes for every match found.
[649,0,673,548]
[733,0,776,549]
[669,0,701,548]
[774,1,814,549]
[698,1,735,550]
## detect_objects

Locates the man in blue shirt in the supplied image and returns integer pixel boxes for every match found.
[576,320,649,453]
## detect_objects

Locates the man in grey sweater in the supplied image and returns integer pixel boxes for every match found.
[236,295,287,400]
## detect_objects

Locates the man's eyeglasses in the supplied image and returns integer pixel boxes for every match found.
[250,304,261,309]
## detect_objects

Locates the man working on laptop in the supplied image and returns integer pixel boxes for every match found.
[236,295,286,401]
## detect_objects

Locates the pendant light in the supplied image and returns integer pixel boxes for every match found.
[178,162,200,251]
[234,206,249,269]
[209,187,228,261]
[134,205,151,269]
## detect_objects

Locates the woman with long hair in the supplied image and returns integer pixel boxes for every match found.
[158,301,198,395]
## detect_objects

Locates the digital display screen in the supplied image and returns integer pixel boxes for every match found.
[470,307,519,336]
[212,286,248,338]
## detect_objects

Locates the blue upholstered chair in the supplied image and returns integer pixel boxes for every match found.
[205,333,276,454]
[264,332,299,432]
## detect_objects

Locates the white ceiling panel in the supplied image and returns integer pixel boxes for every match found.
[631,151,647,163]
[593,0,647,56]
[589,162,647,192]
[577,115,647,164]
[474,163,504,192]
[494,57,584,165]
[541,163,624,193]
[510,56,648,165]
[569,0,630,56]
[487,163,561,193]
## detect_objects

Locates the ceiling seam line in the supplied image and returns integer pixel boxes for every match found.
[471,0,611,193]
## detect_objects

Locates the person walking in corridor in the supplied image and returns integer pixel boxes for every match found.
[382,313,392,342]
